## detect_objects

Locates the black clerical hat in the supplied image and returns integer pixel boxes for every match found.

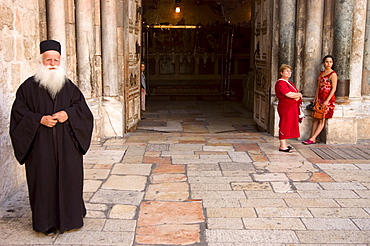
[40,40,61,54]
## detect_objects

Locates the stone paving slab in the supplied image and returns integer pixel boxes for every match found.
[145,182,189,201]
[89,190,144,205]
[111,163,152,175]
[54,231,135,245]
[206,229,300,244]
[136,224,202,245]
[295,231,370,244]
[109,205,137,219]
[242,217,306,230]
[207,217,244,229]
[284,198,340,207]
[84,149,125,164]
[301,218,359,230]
[102,175,147,191]
[308,207,370,218]
[206,207,256,217]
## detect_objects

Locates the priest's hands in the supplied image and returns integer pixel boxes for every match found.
[40,111,69,127]
[40,115,58,127]
[53,111,68,123]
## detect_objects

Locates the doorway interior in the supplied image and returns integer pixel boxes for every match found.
[141,0,253,103]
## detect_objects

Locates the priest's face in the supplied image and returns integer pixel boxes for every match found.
[42,51,61,69]
[35,51,66,98]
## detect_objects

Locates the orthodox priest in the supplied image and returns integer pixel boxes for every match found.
[10,40,93,234]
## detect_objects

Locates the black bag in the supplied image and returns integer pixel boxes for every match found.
[306,101,314,111]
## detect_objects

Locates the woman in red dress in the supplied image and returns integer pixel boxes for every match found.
[275,64,303,152]
[302,55,337,144]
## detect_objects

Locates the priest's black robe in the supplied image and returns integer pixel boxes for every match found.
[10,76,93,233]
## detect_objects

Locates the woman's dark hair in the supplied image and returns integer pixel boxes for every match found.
[322,55,334,64]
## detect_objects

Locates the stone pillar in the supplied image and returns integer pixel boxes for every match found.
[327,0,357,144]
[101,0,119,96]
[39,0,47,40]
[65,0,77,83]
[294,0,306,91]
[117,0,125,96]
[297,0,324,141]
[302,0,324,97]
[349,0,366,99]
[46,0,67,61]
[101,0,123,138]
[363,0,370,96]
[358,0,370,141]
[322,0,334,57]
[278,0,296,69]
[333,0,354,95]
[76,0,94,98]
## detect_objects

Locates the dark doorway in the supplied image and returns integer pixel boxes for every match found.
[141,0,253,102]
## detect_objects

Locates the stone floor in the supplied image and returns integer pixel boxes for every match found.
[1,100,370,246]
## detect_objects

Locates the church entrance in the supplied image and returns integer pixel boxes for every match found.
[140,0,253,103]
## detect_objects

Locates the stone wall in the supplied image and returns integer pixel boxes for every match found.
[0,0,41,204]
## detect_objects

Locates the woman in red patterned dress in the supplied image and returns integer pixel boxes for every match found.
[302,55,337,144]
[275,64,303,152]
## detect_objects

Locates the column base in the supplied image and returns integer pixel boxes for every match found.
[102,97,124,138]
[87,98,102,141]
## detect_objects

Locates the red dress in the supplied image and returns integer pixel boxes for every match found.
[275,79,301,140]
[317,71,336,118]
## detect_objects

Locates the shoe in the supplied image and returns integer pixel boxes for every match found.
[302,139,316,145]
[287,146,293,150]
[43,227,57,235]
[279,148,292,152]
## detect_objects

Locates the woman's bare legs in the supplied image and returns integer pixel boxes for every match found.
[309,118,326,142]
[279,139,288,149]
[279,139,293,152]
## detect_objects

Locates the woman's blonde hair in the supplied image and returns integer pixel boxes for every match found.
[279,64,292,77]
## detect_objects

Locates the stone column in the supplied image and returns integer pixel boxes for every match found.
[294,0,306,91]
[46,0,67,60]
[333,0,354,96]
[322,0,334,56]
[349,0,367,98]
[76,0,94,98]
[302,0,324,97]
[101,0,123,137]
[101,0,119,96]
[363,0,370,96]
[326,0,357,144]
[278,0,296,69]
[357,0,370,141]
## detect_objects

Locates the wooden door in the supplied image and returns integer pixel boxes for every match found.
[124,0,142,132]
[252,0,274,131]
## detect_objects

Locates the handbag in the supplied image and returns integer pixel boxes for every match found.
[306,101,314,111]
[299,106,305,123]
[312,102,326,119]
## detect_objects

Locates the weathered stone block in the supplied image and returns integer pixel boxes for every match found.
[326,117,357,144]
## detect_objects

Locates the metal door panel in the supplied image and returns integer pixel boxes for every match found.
[124,0,142,132]
[253,0,273,131]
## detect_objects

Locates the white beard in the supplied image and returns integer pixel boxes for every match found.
[35,65,66,98]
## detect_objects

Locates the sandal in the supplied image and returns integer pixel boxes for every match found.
[279,148,292,152]
[302,139,316,145]
[287,146,293,149]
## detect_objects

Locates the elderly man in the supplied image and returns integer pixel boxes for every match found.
[10,40,93,234]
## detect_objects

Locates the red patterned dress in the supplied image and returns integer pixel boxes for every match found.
[275,79,301,140]
[317,71,336,118]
